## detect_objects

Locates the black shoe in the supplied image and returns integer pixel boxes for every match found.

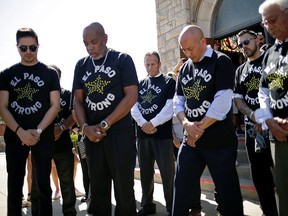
[137,208,156,216]
[80,195,91,202]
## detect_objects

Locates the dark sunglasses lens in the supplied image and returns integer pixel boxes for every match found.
[238,40,250,49]
[29,45,37,52]
[19,46,28,52]
[243,40,250,46]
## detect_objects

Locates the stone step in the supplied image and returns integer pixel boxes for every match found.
[203,163,252,180]
[237,135,246,149]
[134,168,258,201]
[237,149,249,164]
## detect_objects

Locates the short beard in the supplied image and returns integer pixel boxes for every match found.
[245,46,257,58]
[93,47,108,60]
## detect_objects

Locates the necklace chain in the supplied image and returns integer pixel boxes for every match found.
[91,48,110,70]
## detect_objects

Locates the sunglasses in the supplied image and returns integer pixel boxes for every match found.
[238,38,255,49]
[18,45,38,52]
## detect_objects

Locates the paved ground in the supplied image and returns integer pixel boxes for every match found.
[0,152,262,215]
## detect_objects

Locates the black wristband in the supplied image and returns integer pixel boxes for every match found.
[15,125,20,134]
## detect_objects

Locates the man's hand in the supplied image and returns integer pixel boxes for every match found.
[185,133,200,148]
[84,125,106,143]
[54,126,62,141]
[266,117,288,141]
[183,120,204,140]
[141,122,157,134]
[18,128,39,146]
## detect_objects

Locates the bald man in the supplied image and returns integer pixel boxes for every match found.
[172,25,243,216]
[72,22,138,216]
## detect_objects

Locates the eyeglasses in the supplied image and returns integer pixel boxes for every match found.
[238,38,256,49]
[261,16,279,28]
[261,8,287,28]
[18,45,38,52]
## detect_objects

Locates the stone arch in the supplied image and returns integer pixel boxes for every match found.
[193,0,219,38]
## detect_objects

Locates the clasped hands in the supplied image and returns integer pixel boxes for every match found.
[266,117,288,142]
[184,121,204,148]
[141,122,157,135]
[84,124,107,143]
[19,129,41,147]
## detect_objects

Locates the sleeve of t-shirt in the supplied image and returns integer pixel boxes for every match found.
[72,58,86,92]
[259,51,270,89]
[234,63,245,95]
[119,53,139,87]
[176,69,184,96]
[49,68,61,91]
[215,55,235,91]
[0,70,6,91]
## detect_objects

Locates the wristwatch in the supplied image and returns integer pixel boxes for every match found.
[36,128,42,134]
[100,120,110,131]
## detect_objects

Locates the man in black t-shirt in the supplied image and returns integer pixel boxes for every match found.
[0,28,60,216]
[258,1,288,215]
[234,29,277,216]
[50,65,77,216]
[72,22,138,216]
[131,51,175,215]
[172,25,243,216]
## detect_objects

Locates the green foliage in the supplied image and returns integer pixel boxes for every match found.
[70,133,78,146]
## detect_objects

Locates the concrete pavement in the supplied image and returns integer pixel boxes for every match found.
[0,152,262,215]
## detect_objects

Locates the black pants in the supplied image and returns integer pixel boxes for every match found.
[77,145,90,197]
[6,140,30,216]
[53,150,77,216]
[137,137,175,212]
[30,140,54,216]
[245,124,278,216]
[86,128,137,216]
[172,144,243,216]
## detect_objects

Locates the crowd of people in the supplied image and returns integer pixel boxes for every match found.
[0,0,287,216]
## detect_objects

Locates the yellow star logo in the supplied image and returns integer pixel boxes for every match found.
[244,76,260,93]
[15,83,39,101]
[183,79,206,100]
[141,90,157,104]
[85,75,111,95]
[268,68,288,90]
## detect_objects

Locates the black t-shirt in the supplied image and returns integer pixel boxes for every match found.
[54,88,73,153]
[235,54,264,121]
[0,62,60,141]
[260,43,288,118]
[136,74,175,139]
[72,49,139,131]
[177,51,237,149]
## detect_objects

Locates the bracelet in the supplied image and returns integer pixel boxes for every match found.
[15,125,20,134]
[81,123,88,134]
[249,111,254,119]
[60,124,66,131]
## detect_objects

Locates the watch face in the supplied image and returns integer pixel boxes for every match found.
[101,121,107,128]
[37,128,42,134]
[101,120,109,129]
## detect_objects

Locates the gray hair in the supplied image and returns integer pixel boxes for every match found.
[259,0,288,14]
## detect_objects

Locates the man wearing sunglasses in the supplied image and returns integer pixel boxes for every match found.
[0,28,60,216]
[234,29,278,216]
[258,1,288,215]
